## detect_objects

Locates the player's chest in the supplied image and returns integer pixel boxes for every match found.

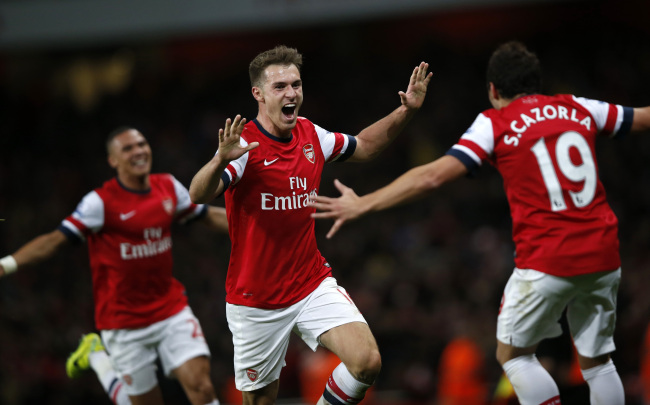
[103,194,175,236]
[248,142,323,184]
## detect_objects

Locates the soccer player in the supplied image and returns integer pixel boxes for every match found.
[189,45,432,404]
[310,41,650,405]
[0,127,229,405]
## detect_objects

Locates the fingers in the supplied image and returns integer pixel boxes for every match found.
[326,219,344,239]
[333,179,351,194]
[245,141,260,152]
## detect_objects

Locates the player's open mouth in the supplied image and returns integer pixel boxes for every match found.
[282,103,296,120]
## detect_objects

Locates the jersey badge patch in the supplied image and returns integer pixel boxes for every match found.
[162,198,174,215]
[303,144,315,164]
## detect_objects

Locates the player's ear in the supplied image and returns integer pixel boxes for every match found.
[488,82,500,100]
[252,86,264,102]
[107,154,118,169]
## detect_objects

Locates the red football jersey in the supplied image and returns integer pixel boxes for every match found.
[221,117,356,309]
[447,94,633,277]
[59,174,206,330]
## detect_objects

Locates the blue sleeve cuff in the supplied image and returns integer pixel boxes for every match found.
[335,135,357,162]
[57,224,83,244]
[615,106,634,139]
[445,148,480,177]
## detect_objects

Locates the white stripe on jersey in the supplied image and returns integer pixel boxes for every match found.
[459,113,495,158]
[313,123,352,162]
[573,96,624,135]
[452,144,483,166]
[67,190,105,234]
[220,138,250,185]
[170,175,205,222]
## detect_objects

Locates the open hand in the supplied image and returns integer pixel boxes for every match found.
[310,179,364,239]
[399,61,433,111]
[217,115,259,162]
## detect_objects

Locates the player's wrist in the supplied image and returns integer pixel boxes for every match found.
[0,255,18,275]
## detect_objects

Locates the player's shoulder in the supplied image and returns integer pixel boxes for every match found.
[148,173,177,192]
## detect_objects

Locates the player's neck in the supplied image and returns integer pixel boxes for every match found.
[117,174,150,191]
[256,114,292,139]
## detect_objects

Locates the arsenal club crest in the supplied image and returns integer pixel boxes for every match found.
[303,144,315,164]
[162,198,174,215]
[246,368,258,382]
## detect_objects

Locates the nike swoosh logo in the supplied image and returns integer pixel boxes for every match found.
[264,158,279,166]
[119,211,136,221]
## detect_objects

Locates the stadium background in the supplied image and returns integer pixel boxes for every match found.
[0,0,649,403]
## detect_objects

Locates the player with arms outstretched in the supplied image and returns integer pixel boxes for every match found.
[311,41,650,405]
[189,45,432,404]
[0,127,228,405]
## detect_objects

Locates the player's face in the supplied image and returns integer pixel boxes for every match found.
[108,130,152,179]
[254,64,303,137]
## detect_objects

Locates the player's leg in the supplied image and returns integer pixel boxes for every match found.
[496,341,560,405]
[496,268,573,405]
[317,322,381,405]
[157,307,220,405]
[66,333,132,405]
[294,277,379,404]
[568,268,623,405]
[241,380,280,405]
[100,329,165,405]
[226,303,296,404]
[172,356,220,405]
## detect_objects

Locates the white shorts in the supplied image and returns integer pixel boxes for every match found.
[101,306,211,396]
[227,277,367,391]
[497,268,620,358]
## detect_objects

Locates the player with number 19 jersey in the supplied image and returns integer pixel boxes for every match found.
[57,174,206,330]
[221,117,356,309]
[447,94,634,277]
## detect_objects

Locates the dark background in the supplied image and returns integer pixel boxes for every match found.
[1,0,649,403]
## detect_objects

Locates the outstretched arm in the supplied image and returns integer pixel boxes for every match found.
[189,115,259,203]
[631,106,650,132]
[200,206,229,233]
[349,62,433,162]
[311,155,468,238]
[0,229,70,277]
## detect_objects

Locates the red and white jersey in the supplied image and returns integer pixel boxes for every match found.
[58,174,206,330]
[221,117,356,309]
[447,94,633,277]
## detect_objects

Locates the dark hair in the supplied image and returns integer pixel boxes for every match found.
[486,41,542,99]
[106,126,135,153]
[249,45,303,88]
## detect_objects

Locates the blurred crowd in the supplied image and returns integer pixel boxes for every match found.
[1,1,650,404]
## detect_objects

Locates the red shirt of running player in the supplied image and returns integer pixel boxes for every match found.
[59,174,206,329]
[220,117,356,309]
[447,94,633,276]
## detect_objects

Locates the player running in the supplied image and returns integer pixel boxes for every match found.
[311,41,650,405]
[189,45,432,404]
[0,127,228,405]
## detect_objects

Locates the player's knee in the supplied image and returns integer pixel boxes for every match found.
[187,375,216,403]
[350,348,382,384]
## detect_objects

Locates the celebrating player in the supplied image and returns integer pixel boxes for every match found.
[0,127,229,405]
[189,45,432,404]
[311,41,650,405]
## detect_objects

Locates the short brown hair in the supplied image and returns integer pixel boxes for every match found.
[486,41,542,99]
[249,45,303,87]
[106,126,135,154]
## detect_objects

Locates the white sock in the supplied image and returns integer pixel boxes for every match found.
[89,351,131,405]
[318,363,371,404]
[502,355,561,405]
[581,359,624,405]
